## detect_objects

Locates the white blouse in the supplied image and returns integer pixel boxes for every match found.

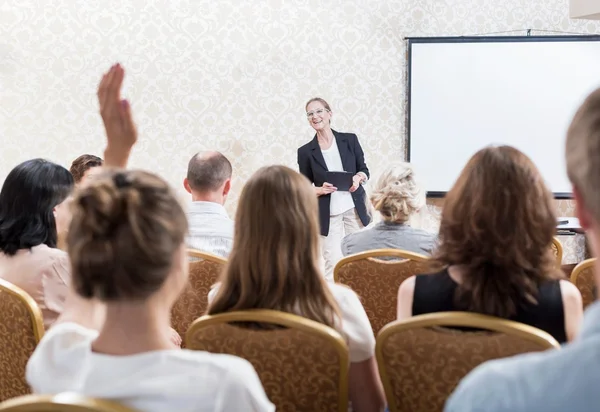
[26,322,274,412]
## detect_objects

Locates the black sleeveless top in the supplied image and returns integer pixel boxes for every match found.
[413,269,567,343]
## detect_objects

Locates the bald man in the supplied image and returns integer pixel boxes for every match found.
[183,151,234,258]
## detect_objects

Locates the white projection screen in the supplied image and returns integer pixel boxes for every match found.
[407,36,600,198]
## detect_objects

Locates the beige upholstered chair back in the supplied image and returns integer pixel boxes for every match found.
[571,258,596,309]
[376,312,560,412]
[334,249,429,333]
[0,279,44,402]
[186,310,349,412]
[170,249,226,340]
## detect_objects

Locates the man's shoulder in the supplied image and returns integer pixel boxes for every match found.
[446,341,596,412]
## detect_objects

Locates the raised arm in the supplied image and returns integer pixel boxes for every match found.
[97,64,138,168]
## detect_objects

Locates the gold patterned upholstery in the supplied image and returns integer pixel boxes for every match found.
[170,250,226,341]
[0,393,137,411]
[571,258,596,309]
[334,249,429,334]
[0,278,44,402]
[376,312,560,412]
[551,237,563,266]
[186,310,349,412]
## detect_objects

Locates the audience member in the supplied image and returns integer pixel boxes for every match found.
[397,146,582,344]
[208,165,386,412]
[184,151,234,258]
[69,154,103,184]
[342,162,436,256]
[26,63,274,412]
[445,89,600,412]
[0,158,73,328]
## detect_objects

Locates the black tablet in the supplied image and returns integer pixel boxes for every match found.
[325,171,353,191]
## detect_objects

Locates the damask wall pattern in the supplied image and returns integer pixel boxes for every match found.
[1,0,598,262]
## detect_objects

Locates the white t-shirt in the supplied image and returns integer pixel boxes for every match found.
[26,323,275,412]
[321,138,355,216]
[208,282,375,362]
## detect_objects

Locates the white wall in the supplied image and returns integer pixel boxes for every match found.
[1,0,599,215]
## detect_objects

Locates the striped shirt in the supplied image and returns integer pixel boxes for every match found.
[186,201,234,258]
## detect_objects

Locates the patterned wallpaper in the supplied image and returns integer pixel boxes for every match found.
[1,0,598,261]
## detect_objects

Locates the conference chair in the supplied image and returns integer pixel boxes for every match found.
[376,312,560,412]
[334,249,429,334]
[0,393,137,412]
[0,279,45,402]
[551,237,563,267]
[570,258,597,309]
[186,310,349,412]
[170,250,226,343]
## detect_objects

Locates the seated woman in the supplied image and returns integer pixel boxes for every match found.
[396,146,583,343]
[342,162,436,256]
[208,165,386,412]
[0,158,73,328]
[26,168,273,411]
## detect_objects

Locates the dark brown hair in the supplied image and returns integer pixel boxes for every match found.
[67,169,188,301]
[70,154,103,183]
[432,146,562,318]
[208,165,341,328]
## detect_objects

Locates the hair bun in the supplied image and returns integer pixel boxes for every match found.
[76,176,141,238]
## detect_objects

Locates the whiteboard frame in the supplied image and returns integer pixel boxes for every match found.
[406,35,600,199]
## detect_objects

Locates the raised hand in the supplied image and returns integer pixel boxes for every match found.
[97,63,137,168]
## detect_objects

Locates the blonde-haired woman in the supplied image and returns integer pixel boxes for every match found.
[342,162,437,256]
[208,165,386,412]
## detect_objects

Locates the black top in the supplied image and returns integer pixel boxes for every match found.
[297,130,371,236]
[413,269,567,343]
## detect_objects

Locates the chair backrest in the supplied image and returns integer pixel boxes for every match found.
[0,393,137,411]
[376,312,560,412]
[170,249,226,340]
[551,237,563,266]
[186,310,349,412]
[334,249,429,334]
[0,278,45,402]
[571,258,597,309]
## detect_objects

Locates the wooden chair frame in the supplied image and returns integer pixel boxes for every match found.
[187,249,228,263]
[376,311,560,412]
[333,248,429,283]
[0,393,137,411]
[551,237,563,267]
[186,309,349,412]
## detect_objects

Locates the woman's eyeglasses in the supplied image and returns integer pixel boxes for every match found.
[306,108,329,119]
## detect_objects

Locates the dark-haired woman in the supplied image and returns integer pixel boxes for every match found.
[26,64,273,411]
[396,146,583,343]
[0,158,74,328]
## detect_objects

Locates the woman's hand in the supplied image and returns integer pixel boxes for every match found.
[97,63,138,168]
[349,174,363,193]
[316,182,337,197]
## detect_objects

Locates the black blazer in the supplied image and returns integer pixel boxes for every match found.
[297,130,371,236]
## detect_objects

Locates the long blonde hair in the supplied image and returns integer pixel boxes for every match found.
[208,165,341,328]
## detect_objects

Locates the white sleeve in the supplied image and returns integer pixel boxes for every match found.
[335,286,376,362]
[213,359,275,412]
